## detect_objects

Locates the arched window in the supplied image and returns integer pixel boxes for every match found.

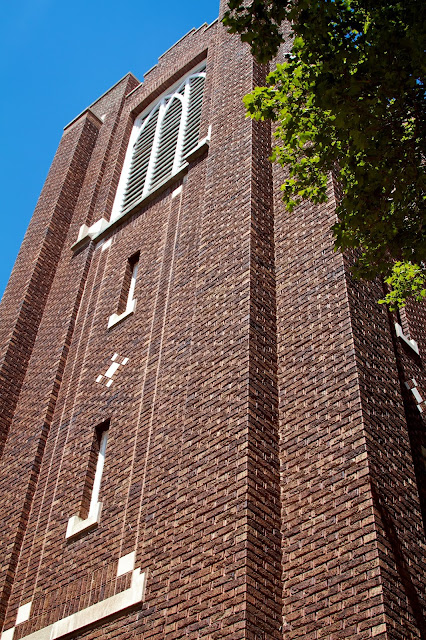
[116,65,206,219]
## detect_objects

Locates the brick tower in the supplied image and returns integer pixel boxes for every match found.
[1,5,425,640]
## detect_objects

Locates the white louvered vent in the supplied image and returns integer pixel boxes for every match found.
[182,75,205,159]
[116,64,206,218]
[150,98,183,191]
[122,108,159,213]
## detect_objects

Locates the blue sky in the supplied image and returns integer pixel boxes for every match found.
[0,0,219,298]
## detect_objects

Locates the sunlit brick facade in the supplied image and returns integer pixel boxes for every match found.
[1,5,425,639]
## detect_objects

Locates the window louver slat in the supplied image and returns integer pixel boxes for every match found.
[126,152,155,183]
[122,110,159,212]
[149,99,182,191]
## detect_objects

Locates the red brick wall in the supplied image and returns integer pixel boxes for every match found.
[271,33,426,639]
[0,74,138,628]
[0,112,99,459]
[0,12,425,640]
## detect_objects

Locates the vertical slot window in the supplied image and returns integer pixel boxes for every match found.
[66,420,110,540]
[89,426,108,518]
[108,252,140,328]
[126,256,139,312]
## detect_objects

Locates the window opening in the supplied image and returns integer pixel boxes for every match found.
[113,63,206,220]
[118,252,139,315]
[81,421,109,519]
[127,258,139,310]
[123,109,159,214]
[109,252,140,328]
[89,425,108,517]
[150,98,183,191]
[66,420,110,540]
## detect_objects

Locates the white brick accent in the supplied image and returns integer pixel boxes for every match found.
[117,551,136,577]
[96,354,129,386]
[16,601,32,625]
[405,378,425,413]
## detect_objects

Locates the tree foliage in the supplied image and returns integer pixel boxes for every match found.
[223,0,426,307]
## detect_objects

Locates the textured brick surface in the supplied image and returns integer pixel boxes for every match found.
[0,9,425,640]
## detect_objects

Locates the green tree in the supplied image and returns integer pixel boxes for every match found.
[223,0,426,308]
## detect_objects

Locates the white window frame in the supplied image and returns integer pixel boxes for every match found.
[110,60,206,223]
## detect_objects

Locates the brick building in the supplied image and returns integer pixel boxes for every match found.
[0,3,425,639]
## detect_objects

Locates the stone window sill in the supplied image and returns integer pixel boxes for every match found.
[65,502,102,540]
[108,299,136,329]
[395,322,419,355]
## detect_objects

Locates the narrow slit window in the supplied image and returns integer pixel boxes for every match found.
[89,426,108,518]
[126,257,139,311]
[109,252,140,328]
[81,420,109,519]
[66,420,110,539]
